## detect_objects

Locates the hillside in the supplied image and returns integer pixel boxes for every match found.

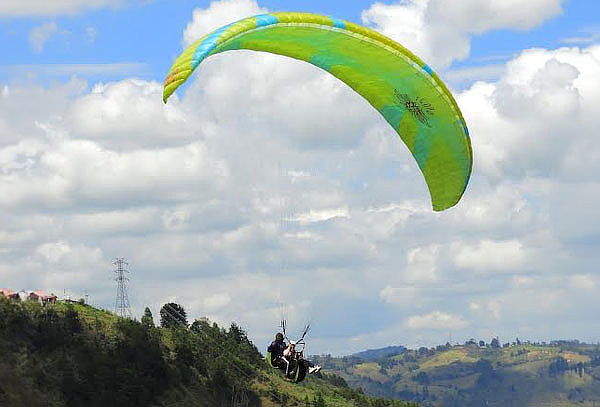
[351,346,408,362]
[312,341,600,407]
[0,297,417,407]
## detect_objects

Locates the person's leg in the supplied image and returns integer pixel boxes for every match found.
[281,356,290,375]
[274,356,285,369]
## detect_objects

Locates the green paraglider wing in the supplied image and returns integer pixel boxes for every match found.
[164,12,472,211]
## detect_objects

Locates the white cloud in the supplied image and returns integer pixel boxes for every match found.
[511,276,535,287]
[67,208,161,235]
[405,311,470,330]
[0,78,88,147]
[0,138,227,209]
[67,79,192,149]
[569,274,596,290]
[454,239,527,272]
[1,239,107,297]
[380,285,427,307]
[36,241,72,263]
[29,22,58,53]
[183,0,266,47]
[468,302,480,311]
[203,292,232,310]
[459,46,600,182]
[468,299,502,320]
[293,207,349,224]
[465,273,599,338]
[362,0,564,69]
[402,245,439,282]
[161,208,190,231]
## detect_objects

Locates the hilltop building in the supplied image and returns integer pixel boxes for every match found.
[0,288,57,304]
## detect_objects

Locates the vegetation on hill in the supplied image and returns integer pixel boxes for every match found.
[0,297,417,407]
[312,339,600,407]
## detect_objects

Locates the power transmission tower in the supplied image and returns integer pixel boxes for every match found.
[113,258,131,318]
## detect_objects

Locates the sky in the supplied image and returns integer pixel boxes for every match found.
[1,0,599,355]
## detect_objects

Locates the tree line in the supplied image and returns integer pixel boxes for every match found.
[0,298,262,406]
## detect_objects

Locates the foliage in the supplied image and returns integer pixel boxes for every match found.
[0,298,261,406]
[141,307,154,328]
[159,302,187,328]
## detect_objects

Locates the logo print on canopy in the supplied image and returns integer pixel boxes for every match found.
[394,89,435,128]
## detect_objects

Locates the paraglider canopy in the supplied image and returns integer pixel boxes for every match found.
[163,12,472,211]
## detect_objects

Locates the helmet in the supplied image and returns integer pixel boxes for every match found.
[275,332,284,341]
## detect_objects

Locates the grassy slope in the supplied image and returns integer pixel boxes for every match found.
[314,343,600,407]
[0,298,417,407]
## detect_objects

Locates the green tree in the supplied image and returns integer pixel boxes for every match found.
[64,305,82,335]
[160,303,187,328]
[413,372,430,385]
[548,357,568,376]
[141,307,154,328]
[228,322,248,344]
[475,359,501,386]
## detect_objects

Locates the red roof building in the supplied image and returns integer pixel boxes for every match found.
[0,288,15,298]
[1,288,58,303]
[28,290,58,303]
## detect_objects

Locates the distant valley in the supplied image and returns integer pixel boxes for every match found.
[313,339,600,407]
